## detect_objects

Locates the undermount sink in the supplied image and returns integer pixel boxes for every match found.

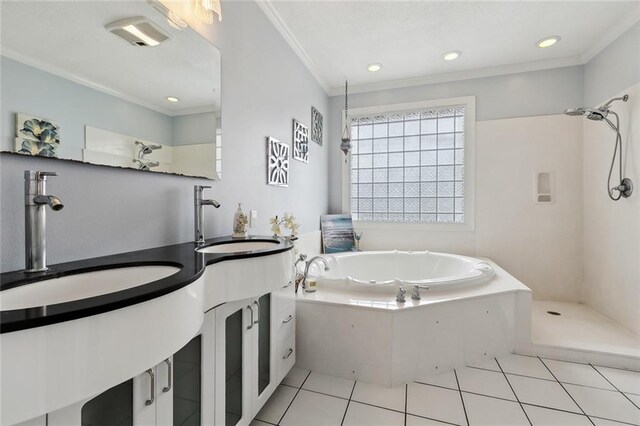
[0,265,181,311]
[196,240,279,254]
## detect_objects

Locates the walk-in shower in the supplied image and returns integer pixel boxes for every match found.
[565,95,633,201]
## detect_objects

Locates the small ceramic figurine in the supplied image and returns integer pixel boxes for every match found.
[232,203,248,238]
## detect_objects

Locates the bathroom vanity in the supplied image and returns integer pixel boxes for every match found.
[0,236,295,426]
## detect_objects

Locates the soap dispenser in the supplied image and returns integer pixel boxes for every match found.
[232,203,248,239]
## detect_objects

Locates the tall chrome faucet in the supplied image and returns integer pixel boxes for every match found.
[194,185,220,244]
[24,171,64,272]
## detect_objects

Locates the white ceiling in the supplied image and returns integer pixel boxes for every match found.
[261,0,640,95]
[0,0,220,115]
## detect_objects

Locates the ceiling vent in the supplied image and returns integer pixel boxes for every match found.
[105,17,169,47]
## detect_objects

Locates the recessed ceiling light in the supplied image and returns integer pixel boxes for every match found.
[367,63,383,72]
[166,96,179,103]
[537,36,561,48]
[442,50,461,61]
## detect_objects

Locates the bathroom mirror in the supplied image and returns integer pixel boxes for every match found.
[0,0,222,180]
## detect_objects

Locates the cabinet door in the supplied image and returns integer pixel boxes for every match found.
[172,336,202,426]
[251,293,277,415]
[48,376,141,426]
[215,300,252,426]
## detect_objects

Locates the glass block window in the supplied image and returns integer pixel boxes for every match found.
[349,105,465,223]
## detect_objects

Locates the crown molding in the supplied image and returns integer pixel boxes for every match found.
[580,14,640,63]
[254,0,332,94]
[328,55,585,97]
[1,49,213,117]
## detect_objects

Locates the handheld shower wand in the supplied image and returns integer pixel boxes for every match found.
[564,95,632,201]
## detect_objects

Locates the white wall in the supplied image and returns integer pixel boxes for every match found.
[0,1,330,272]
[582,84,640,335]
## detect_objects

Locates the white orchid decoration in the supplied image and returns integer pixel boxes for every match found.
[270,213,299,239]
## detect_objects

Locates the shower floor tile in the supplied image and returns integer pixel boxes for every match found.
[258,354,640,425]
[532,300,640,358]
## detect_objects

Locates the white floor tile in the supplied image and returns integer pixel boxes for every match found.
[542,359,616,390]
[507,374,581,413]
[302,372,355,399]
[406,414,454,425]
[467,357,501,372]
[279,389,348,426]
[590,417,636,425]
[463,393,529,426]
[406,383,466,425]
[417,370,459,390]
[564,383,640,425]
[497,354,555,380]
[282,366,310,388]
[594,366,640,395]
[456,367,516,401]
[625,393,640,407]
[342,402,405,426]
[524,404,592,426]
[254,385,297,424]
[351,381,406,412]
[249,420,273,426]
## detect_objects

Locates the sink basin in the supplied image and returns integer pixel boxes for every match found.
[0,265,181,311]
[196,240,279,254]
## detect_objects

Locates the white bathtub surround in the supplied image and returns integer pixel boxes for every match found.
[295,256,531,387]
[583,83,640,336]
[255,355,640,426]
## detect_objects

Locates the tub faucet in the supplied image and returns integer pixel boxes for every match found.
[194,185,220,244]
[411,284,430,301]
[24,171,64,272]
[301,256,329,291]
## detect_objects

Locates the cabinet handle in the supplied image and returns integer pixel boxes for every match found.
[282,348,294,360]
[162,358,172,393]
[145,368,155,406]
[282,315,293,324]
[283,281,293,289]
[247,305,254,330]
[253,300,260,325]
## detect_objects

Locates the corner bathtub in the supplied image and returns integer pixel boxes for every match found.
[296,251,532,387]
[309,250,494,292]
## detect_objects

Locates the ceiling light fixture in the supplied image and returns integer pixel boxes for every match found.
[537,36,560,48]
[166,96,179,103]
[106,17,169,47]
[194,0,222,24]
[367,63,383,72]
[442,50,461,61]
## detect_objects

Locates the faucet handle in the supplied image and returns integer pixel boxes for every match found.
[194,185,212,191]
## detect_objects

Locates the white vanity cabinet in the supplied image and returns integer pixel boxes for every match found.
[214,285,295,426]
[46,335,203,426]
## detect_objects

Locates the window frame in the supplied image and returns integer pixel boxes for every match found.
[341,96,476,231]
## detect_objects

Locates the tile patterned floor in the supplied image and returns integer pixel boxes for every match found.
[251,354,640,426]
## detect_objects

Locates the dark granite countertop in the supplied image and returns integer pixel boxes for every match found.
[0,235,293,334]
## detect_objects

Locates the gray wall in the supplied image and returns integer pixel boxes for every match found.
[584,22,640,106]
[0,1,330,272]
[327,65,585,212]
[1,57,174,158]
[171,112,217,146]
